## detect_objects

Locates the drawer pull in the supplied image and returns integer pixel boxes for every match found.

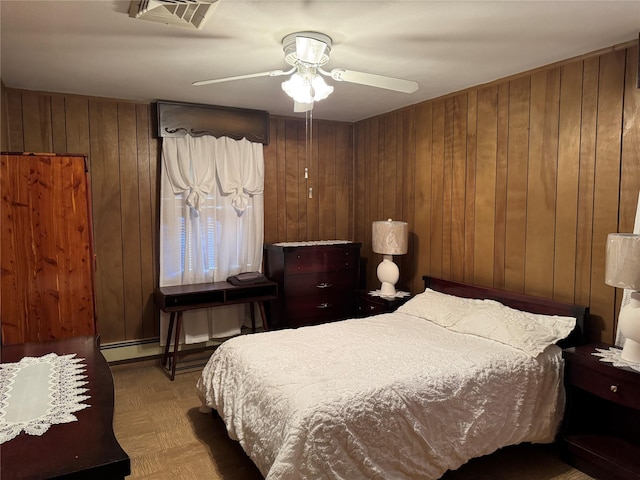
[316,303,331,309]
[610,385,618,393]
[316,283,333,289]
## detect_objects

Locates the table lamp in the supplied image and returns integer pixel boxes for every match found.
[372,219,408,296]
[605,233,640,363]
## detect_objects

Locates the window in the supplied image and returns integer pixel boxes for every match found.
[159,135,264,343]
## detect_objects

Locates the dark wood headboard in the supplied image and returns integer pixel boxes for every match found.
[422,276,589,347]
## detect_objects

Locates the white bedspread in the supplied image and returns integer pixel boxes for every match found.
[196,312,565,480]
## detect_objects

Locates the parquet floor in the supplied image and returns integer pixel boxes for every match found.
[111,358,593,480]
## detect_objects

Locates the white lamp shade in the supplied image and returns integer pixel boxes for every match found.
[311,75,333,100]
[372,220,408,255]
[605,233,640,290]
[282,73,313,104]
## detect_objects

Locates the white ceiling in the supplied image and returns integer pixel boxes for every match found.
[1,1,639,123]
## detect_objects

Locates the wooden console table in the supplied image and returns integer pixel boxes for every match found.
[154,280,278,380]
[1,336,130,480]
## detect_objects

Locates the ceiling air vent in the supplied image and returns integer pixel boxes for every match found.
[129,0,217,29]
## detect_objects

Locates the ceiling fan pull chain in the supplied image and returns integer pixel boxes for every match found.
[304,110,310,181]
[309,110,313,171]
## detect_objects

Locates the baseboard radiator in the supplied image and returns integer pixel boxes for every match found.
[100,337,223,364]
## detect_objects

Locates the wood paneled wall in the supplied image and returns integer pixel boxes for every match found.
[2,42,637,345]
[0,88,353,343]
[354,44,640,343]
[263,117,354,244]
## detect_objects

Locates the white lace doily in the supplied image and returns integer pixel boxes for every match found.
[273,240,352,247]
[592,347,640,373]
[0,353,90,444]
[368,290,411,299]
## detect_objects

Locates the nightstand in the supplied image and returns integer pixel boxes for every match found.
[562,343,640,480]
[357,291,411,317]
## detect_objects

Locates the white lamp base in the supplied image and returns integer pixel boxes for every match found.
[619,291,640,364]
[377,255,399,297]
[621,339,640,363]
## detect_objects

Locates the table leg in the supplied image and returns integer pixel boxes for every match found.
[171,312,182,381]
[258,301,269,331]
[162,312,175,368]
[250,302,256,333]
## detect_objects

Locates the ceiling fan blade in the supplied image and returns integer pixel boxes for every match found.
[193,68,294,86]
[294,101,314,113]
[324,68,419,94]
[296,35,327,65]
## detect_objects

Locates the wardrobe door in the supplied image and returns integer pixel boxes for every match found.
[1,153,96,344]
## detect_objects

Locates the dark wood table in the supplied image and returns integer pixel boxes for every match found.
[154,280,278,380]
[0,335,130,480]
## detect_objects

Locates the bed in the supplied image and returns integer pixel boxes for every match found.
[196,276,588,479]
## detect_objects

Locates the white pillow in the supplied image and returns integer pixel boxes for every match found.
[397,288,488,326]
[397,288,576,357]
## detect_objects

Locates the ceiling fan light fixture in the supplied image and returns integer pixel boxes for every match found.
[282,73,313,103]
[311,75,333,101]
[282,72,333,104]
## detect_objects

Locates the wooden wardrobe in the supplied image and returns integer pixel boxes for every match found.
[1,153,97,345]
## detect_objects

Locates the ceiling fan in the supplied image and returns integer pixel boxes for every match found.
[193,31,419,112]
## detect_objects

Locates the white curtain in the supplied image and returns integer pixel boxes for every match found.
[160,135,264,344]
[616,191,640,346]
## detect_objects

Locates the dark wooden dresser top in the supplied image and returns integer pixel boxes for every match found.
[1,336,130,480]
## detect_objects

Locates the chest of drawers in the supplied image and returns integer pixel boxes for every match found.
[264,242,361,329]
